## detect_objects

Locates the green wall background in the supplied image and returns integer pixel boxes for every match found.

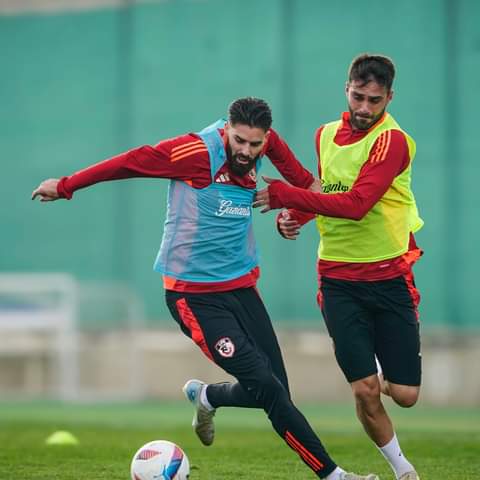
[1,0,479,328]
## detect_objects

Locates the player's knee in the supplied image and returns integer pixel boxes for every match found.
[391,386,419,408]
[246,372,287,405]
[257,371,284,394]
[351,376,381,406]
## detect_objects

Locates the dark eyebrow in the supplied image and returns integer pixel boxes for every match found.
[351,90,384,102]
[235,134,262,146]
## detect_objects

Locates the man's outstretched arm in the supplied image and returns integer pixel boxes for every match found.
[254,130,410,219]
[31,134,212,201]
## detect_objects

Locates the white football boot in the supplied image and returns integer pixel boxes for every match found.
[182,379,216,446]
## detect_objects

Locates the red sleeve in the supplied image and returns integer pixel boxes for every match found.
[263,128,314,188]
[268,129,410,219]
[57,134,212,198]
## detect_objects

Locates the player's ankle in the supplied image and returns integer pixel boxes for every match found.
[200,384,215,411]
[325,466,345,480]
[378,433,414,478]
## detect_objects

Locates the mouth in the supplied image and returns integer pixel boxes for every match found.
[227,147,258,176]
[235,155,251,165]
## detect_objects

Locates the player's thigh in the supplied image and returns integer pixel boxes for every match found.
[232,288,290,390]
[374,281,421,386]
[165,290,272,380]
[320,278,377,383]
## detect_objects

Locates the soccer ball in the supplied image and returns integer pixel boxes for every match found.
[130,440,190,480]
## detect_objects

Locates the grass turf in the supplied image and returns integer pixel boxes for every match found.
[0,401,478,479]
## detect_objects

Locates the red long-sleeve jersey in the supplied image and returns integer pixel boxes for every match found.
[273,112,422,281]
[58,127,313,197]
[57,125,314,292]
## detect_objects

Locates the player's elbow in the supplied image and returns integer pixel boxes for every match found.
[342,195,373,221]
[348,201,373,221]
[347,209,369,221]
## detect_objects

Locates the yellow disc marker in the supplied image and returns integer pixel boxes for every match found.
[45,430,79,446]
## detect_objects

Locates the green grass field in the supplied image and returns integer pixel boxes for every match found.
[0,401,478,479]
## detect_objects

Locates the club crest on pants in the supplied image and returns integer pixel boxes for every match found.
[214,337,235,358]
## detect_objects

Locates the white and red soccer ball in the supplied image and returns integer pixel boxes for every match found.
[131,440,190,480]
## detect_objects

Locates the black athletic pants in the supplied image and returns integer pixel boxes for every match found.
[166,287,337,478]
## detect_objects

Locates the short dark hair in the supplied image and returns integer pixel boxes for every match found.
[228,97,272,132]
[348,54,396,91]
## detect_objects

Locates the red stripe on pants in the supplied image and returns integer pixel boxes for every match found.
[285,430,323,472]
[403,272,421,321]
[176,298,213,361]
[316,275,324,310]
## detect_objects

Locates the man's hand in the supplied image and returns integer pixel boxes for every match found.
[278,210,301,240]
[31,178,61,202]
[253,176,278,213]
[309,178,323,193]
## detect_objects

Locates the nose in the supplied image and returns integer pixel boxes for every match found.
[358,100,372,116]
[240,144,252,157]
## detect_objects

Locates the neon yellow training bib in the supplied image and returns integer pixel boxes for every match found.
[316,113,423,263]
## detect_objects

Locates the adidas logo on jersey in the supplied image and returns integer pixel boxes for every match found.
[215,173,231,183]
[215,168,257,184]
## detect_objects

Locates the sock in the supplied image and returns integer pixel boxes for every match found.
[375,355,383,376]
[200,384,215,411]
[324,466,346,480]
[378,433,414,479]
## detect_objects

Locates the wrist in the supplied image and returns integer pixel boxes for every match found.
[57,176,73,199]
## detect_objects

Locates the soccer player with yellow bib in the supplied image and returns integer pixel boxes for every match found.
[255,54,423,480]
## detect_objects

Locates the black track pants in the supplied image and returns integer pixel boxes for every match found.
[166,287,337,478]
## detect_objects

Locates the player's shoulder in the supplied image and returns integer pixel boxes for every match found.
[262,128,284,155]
[378,128,409,148]
[266,127,280,143]
[369,128,411,165]
[156,133,209,161]
[382,114,413,142]
[156,132,205,149]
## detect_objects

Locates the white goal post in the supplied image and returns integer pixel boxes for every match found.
[0,273,78,400]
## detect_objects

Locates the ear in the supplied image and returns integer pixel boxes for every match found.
[345,81,350,96]
[222,121,230,146]
[387,89,394,103]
